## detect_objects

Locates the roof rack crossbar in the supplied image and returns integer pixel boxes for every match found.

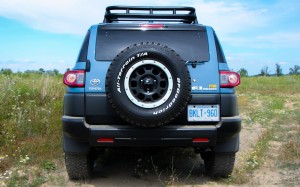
[104,6,198,24]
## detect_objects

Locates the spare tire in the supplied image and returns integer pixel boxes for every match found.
[106,42,190,127]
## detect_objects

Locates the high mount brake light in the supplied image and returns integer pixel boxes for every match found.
[140,24,164,29]
[220,71,240,88]
[63,70,85,87]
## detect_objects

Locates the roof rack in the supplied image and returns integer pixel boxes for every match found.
[104,6,198,24]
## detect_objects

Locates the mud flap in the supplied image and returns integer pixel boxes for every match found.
[214,135,239,153]
[63,133,90,154]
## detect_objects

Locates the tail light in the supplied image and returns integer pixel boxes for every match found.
[63,70,85,87]
[97,138,114,143]
[220,71,240,88]
[193,138,209,143]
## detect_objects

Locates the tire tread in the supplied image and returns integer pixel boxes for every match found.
[204,152,235,178]
[65,153,92,180]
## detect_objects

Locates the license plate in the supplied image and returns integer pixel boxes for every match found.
[188,105,219,122]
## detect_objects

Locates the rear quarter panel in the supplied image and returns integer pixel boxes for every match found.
[189,26,220,94]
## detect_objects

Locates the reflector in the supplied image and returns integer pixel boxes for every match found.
[97,138,114,143]
[193,138,209,143]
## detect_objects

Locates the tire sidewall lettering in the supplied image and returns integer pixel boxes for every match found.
[153,77,181,115]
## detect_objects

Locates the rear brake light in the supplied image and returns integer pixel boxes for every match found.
[97,138,114,143]
[220,71,240,88]
[140,24,164,29]
[193,138,209,143]
[63,70,85,87]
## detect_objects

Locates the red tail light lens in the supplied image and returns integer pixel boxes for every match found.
[193,138,209,143]
[97,138,114,143]
[220,71,240,88]
[63,70,85,87]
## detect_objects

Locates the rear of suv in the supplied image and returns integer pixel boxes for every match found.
[62,6,241,180]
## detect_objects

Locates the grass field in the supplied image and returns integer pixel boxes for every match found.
[0,73,299,186]
[228,75,300,185]
[0,73,64,186]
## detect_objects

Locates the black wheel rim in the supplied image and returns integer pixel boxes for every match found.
[124,60,173,108]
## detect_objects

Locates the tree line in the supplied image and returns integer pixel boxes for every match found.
[0,68,60,75]
[1,65,299,77]
[238,64,300,77]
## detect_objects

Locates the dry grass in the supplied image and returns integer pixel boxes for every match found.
[279,125,300,164]
[227,75,300,185]
[0,73,64,186]
[1,74,300,186]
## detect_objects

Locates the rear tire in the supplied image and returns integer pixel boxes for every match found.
[65,152,93,180]
[202,152,235,178]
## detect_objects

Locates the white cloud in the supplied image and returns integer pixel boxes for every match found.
[256,32,300,48]
[278,61,287,65]
[222,31,300,49]
[0,0,103,35]
[0,0,269,36]
[0,0,188,35]
[192,1,269,36]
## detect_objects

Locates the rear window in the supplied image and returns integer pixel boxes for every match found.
[96,30,209,62]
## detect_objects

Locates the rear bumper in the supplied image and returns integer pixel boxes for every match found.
[62,115,241,147]
[64,93,240,125]
[89,125,217,147]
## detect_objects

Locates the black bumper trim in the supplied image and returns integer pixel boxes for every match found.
[62,115,241,147]
[63,94,85,116]
[62,116,90,142]
[89,125,217,147]
[217,116,241,142]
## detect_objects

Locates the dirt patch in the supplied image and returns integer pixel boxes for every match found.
[246,140,282,186]
[43,148,210,186]
[42,121,266,187]
[249,169,282,186]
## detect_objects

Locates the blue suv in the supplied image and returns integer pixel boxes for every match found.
[62,6,241,180]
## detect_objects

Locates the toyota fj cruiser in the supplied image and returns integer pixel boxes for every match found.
[62,6,241,180]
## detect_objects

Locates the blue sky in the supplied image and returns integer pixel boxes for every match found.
[0,0,299,75]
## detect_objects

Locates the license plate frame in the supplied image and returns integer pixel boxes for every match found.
[187,105,220,122]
